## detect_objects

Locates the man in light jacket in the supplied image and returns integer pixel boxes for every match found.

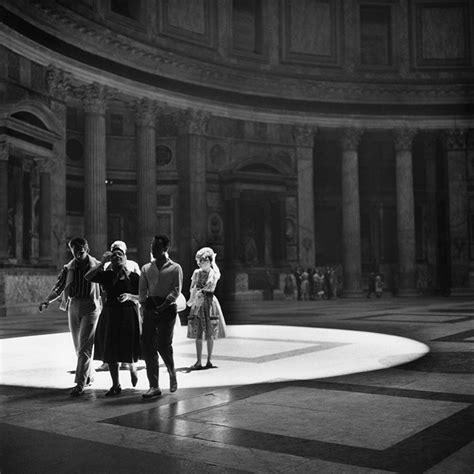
[39,237,102,397]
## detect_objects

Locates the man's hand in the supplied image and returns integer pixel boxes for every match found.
[39,301,49,312]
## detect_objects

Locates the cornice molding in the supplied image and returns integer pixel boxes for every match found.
[2,1,473,107]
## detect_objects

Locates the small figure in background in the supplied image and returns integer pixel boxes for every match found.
[375,274,384,298]
[300,270,310,300]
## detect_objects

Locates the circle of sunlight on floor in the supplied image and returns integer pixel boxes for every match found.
[0,325,429,390]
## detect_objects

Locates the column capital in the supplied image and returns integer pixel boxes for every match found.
[81,83,108,115]
[134,98,157,128]
[293,125,316,147]
[0,142,9,161]
[444,129,467,151]
[341,128,364,152]
[34,158,53,173]
[178,109,210,135]
[46,65,71,101]
[394,128,417,152]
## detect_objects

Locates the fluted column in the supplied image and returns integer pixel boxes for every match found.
[135,99,157,265]
[0,143,9,261]
[82,83,108,256]
[294,126,316,269]
[36,159,52,264]
[445,129,470,293]
[394,128,417,295]
[341,128,363,296]
[176,109,209,279]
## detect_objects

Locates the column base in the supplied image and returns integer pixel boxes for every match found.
[449,287,474,297]
[342,290,365,298]
[397,288,420,297]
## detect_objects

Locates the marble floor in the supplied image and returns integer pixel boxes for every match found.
[1,296,473,473]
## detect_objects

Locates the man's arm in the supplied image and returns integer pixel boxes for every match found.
[39,267,67,311]
[138,268,149,305]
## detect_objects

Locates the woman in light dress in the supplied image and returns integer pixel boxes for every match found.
[186,247,226,370]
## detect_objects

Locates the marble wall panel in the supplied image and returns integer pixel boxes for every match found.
[160,0,216,47]
[5,274,57,305]
[281,0,339,65]
[413,2,471,67]
[106,138,136,169]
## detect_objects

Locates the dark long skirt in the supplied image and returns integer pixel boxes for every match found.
[93,303,141,363]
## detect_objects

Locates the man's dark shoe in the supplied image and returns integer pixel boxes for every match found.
[142,387,162,399]
[70,386,84,397]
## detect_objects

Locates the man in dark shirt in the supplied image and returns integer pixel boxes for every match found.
[39,237,102,397]
[139,235,183,399]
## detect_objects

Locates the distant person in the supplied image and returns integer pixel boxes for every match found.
[186,247,226,370]
[300,270,310,300]
[313,269,324,299]
[139,235,182,399]
[375,274,384,298]
[324,266,333,300]
[367,272,376,298]
[85,243,141,396]
[39,237,102,397]
[284,270,297,300]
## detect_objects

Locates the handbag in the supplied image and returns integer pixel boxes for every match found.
[176,293,186,312]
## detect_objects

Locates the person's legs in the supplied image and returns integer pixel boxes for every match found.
[156,310,176,374]
[108,362,119,387]
[68,300,81,356]
[75,300,99,389]
[157,308,177,392]
[206,339,214,366]
[142,310,160,388]
[195,339,203,366]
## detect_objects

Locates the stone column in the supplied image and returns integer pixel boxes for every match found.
[341,128,363,296]
[394,128,417,295]
[82,83,108,256]
[36,159,52,264]
[0,143,9,261]
[135,99,157,265]
[445,129,470,293]
[424,135,439,289]
[176,109,209,279]
[294,125,315,269]
[46,65,69,267]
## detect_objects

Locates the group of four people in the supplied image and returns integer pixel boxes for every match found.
[39,235,226,399]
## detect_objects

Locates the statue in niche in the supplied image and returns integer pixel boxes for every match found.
[240,217,258,266]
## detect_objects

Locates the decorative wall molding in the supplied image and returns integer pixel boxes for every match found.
[1,0,473,116]
[280,0,341,66]
[158,0,217,49]
[411,0,472,69]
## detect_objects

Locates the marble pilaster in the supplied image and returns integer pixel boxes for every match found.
[294,125,315,269]
[0,144,9,261]
[341,128,363,296]
[445,129,470,293]
[394,128,417,295]
[424,136,439,289]
[36,159,52,264]
[135,99,157,265]
[82,83,108,256]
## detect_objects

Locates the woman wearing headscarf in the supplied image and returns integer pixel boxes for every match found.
[186,247,226,370]
[85,243,141,396]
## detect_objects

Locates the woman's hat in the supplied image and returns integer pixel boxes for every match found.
[110,240,127,254]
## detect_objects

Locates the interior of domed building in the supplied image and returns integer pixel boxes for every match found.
[0,1,473,473]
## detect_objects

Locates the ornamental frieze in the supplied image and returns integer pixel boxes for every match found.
[6,0,474,105]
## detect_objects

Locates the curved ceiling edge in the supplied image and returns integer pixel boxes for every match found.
[1,7,473,125]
